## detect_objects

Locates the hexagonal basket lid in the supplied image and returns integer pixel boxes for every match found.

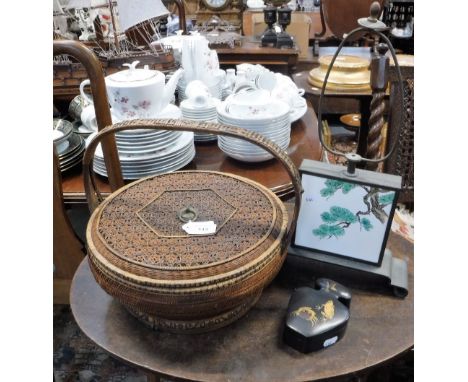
[137,188,237,238]
[91,171,287,272]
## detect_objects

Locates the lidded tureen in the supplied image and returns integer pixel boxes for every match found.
[80,61,184,119]
[84,118,302,333]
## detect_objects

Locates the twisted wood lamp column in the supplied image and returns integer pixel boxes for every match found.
[367,43,389,170]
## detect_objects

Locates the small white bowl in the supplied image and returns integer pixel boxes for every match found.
[53,119,73,153]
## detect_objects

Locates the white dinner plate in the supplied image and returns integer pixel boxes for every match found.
[93,147,195,180]
[89,132,194,161]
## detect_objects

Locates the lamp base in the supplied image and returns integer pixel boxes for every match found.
[261,29,277,47]
[276,31,294,49]
[286,246,408,298]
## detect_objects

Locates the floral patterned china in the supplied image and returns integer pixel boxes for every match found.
[80,61,184,120]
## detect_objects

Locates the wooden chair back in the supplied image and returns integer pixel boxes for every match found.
[53,40,124,303]
[385,65,414,204]
[53,149,86,304]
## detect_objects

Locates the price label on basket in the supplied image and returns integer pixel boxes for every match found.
[182,221,217,235]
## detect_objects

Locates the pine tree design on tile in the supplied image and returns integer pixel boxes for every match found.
[313,179,395,239]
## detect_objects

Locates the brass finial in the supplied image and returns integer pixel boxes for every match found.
[369,1,381,21]
[358,1,387,30]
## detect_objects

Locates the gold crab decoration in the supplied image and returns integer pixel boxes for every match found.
[291,300,335,327]
[320,300,335,320]
[325,280,338,292]
[291,306,319,326]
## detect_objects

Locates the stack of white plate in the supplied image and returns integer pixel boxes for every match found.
[115,129,184,154]
[88,131,195,180]
[180,98,220,142]
[87,104,196,180]
[216,92,291,162]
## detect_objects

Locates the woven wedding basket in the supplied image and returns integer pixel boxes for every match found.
[83,119,302,333]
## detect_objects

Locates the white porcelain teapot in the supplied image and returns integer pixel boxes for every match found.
[80,61,184,120]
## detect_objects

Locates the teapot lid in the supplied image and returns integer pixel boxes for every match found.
[107,61,158,83]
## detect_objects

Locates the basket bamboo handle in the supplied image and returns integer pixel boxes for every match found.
[83,118,303,250]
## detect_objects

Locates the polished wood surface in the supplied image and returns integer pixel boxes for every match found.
[61,105,321,204]
[321,0,384,40]
[217,38,299,73]
[70,232,413,382]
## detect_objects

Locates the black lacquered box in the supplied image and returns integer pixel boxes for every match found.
[283,287,349,353]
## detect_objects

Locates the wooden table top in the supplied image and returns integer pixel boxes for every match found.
[61,105,321,204]
[70,232,413,382]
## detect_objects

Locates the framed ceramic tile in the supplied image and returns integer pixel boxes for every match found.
[293,160,402,266]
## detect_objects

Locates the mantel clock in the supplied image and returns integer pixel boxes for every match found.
[201,0,232,11]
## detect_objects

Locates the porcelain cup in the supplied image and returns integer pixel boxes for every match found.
[68,95,90,121]
[80,105,120,132]
[236,64,257,81]
[275,73,305,94]
[271,85,296,110]
[185,80,210,99]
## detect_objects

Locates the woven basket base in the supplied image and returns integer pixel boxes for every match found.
[125,291,262,334]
